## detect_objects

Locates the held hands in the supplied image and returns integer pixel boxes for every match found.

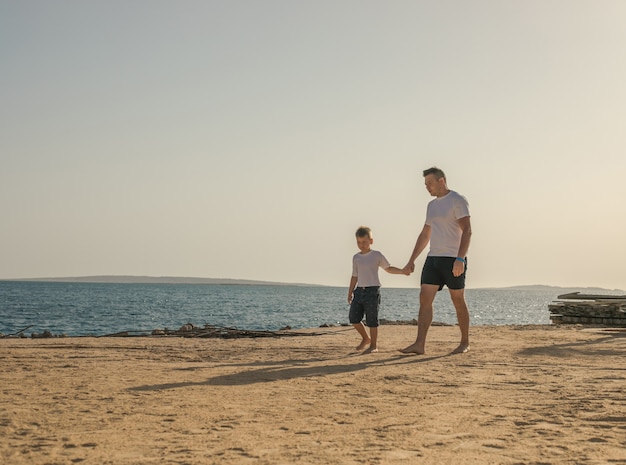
[402,263,415,276]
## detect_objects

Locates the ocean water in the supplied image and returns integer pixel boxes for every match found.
[0,281,564,337]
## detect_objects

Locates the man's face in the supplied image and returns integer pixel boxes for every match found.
[424,174,444,197]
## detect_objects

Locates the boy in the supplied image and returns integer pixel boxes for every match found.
[348,226,410,354]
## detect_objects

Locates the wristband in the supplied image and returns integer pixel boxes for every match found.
[455,257,466,263]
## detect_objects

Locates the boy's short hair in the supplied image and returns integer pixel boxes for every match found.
[423,167,446,180]
[355,226,372,238]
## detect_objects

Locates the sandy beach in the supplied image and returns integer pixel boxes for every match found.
[1,324,625,465]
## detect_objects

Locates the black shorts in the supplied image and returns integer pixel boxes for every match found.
[349,286,381,327]
[421,256,467,291]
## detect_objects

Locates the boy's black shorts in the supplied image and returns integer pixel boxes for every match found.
[421,256,467,291]
[349,286,381,327]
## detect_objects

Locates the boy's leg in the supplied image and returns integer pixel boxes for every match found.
[349,296,370,350]
[370,326,378,349]
[362,326,378,354]
[361,289,380,353]
[352,322,371,350]
[399,284,439,354]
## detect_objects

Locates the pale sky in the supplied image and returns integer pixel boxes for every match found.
[2,1,625,290]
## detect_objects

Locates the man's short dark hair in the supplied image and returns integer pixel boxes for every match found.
[423,167,446,179]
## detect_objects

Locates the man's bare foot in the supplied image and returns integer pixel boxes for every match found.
[451,343,470,354]
[355,339,371,351]
[398,343,424,355]
[361,346,379,355]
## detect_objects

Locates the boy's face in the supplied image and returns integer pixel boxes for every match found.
[356,235,373,253]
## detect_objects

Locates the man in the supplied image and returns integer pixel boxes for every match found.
[400,167,472,355]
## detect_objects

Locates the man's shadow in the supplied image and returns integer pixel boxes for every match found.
[129,353,449,391]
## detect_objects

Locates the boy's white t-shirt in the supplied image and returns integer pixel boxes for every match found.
[352,250,390,287]
[425,190,470,257]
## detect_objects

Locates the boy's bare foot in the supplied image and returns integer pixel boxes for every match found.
[361,347,378,355]
[398,343,424,355]
[355,339,371,351]
[451,344,470,354]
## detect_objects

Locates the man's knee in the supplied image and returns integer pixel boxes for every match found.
[449,290,467,307]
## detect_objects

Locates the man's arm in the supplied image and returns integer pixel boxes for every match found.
[403,224,431,273]
[453,216,472,277]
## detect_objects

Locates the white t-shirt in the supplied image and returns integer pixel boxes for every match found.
[425,190,470,257]
[351,250,390,287]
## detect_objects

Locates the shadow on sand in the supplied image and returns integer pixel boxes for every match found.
[517,329,626,358]
[129,353,450,391]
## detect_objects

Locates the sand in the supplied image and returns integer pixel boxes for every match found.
[1,324,625,465]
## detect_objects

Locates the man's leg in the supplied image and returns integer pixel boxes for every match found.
[399,284,439,354]
[449,288,470,354]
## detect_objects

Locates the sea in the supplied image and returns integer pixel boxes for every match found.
[0,281,578,337]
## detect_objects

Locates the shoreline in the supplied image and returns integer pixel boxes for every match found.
[1,325,625,464]
[2,321,624,340]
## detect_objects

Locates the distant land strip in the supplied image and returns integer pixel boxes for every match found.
[1,276,623,293]
[4,276,325,287]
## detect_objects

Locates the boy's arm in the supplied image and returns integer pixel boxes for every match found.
[385,266,411,276]
[347,276,358,304]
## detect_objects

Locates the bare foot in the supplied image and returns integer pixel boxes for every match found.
[451,344,470,354]
[398,343,424,355]
[361,347,379,355]
[355,339,371,351]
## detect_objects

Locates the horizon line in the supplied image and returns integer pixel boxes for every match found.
[1,275,623,292]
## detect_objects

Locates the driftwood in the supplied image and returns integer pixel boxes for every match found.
[97,331,153,338]
[0,325,34,338]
